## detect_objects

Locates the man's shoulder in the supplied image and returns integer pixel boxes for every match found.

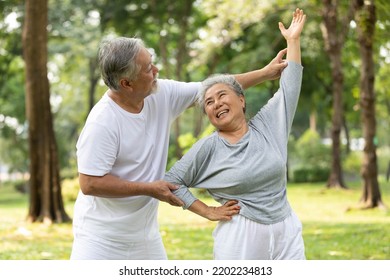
[156,79,201,93]
[84,98,122,133]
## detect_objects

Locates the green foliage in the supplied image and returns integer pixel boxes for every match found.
[178,133,197,154]
[0,57,25,123]
[0,135,28,173]
[61,177,80,202]
[198,124,215,138]
[13,179,29,194]
[343,151,363,175]
[0,55,28,173]
[293,167,330,183]
[167,147,179,171]
[289,129,332,182]
[377,147,390,175]
[342,148,390,178]
[295,129,331,168]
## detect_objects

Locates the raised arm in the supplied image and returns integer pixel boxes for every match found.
[278,8,306,64]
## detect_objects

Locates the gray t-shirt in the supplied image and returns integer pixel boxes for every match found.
[164,61,303,224]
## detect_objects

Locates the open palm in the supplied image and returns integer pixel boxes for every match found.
[279,8,306,40]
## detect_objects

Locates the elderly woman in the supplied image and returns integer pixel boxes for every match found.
[165,9,306,260]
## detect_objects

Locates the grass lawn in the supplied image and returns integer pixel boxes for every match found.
[0,179,389,260]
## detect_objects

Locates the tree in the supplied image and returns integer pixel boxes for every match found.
[22,0,70,223]
[353,0,384,208]
[320,0,354,188]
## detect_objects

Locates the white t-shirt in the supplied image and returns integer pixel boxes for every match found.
[74,79,199,242]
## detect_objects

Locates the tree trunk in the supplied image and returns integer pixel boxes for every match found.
[354,0,384,208]
[22,0,70,224]
[321,0,354,189]
[88,57,100,112]
[342,115,351,154]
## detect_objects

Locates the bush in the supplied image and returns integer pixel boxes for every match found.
[290,129,331,183]
[61,177,80,202]
[293,167,330,183]
[377,147,390,176]
[294,129,331,169]
[14,180,29,194]
[343,151,362,175]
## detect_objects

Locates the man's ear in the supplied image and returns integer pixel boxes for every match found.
[119,78,132,90]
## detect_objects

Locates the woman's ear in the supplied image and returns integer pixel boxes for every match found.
[240,95,246,113]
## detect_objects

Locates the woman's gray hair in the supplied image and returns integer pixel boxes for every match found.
[197,74,245,113]
[98,37,145,91]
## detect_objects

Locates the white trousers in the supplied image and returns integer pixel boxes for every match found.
[213,211,305,260]
[70,231,167,260]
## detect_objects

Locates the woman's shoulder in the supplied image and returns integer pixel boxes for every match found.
[182,131,218,160]
[193,131,218,150]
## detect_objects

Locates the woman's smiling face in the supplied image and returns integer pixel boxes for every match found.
[204,83,246,131]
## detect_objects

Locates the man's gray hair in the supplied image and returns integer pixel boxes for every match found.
[98,37,145,91]
[197,74,245,113]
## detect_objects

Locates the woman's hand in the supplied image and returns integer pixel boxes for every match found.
[205,200,241,221]
[278,8,306,41]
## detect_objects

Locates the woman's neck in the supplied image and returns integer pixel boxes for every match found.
[218,123,249,144]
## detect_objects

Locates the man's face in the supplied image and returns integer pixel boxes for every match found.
[131,47,159,97]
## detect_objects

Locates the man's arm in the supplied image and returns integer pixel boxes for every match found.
[79,173,184,207]
[234,48,288,89]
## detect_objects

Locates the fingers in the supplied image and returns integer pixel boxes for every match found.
[220,209,240,221]
[211,202,240,221]
[167,183,179,191]
[168,194,184,207]
[276,48,287,61]
[166,183,184,206]
[273,49,287,74]
[294,8,306,24]
[301,13,307,25]
[224,200,239,206]
[220,201,241,214]
[278,21,285,33]
[279,48,288,56]
[152,181,183,206]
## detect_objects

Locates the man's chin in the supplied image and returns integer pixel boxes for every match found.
[150,81,158,94]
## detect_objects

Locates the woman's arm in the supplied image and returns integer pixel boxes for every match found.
[188,199,240,221]
[278,8,306,64]
[165,136,240,221]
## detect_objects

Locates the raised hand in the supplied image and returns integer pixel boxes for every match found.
[278,8,306,41]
